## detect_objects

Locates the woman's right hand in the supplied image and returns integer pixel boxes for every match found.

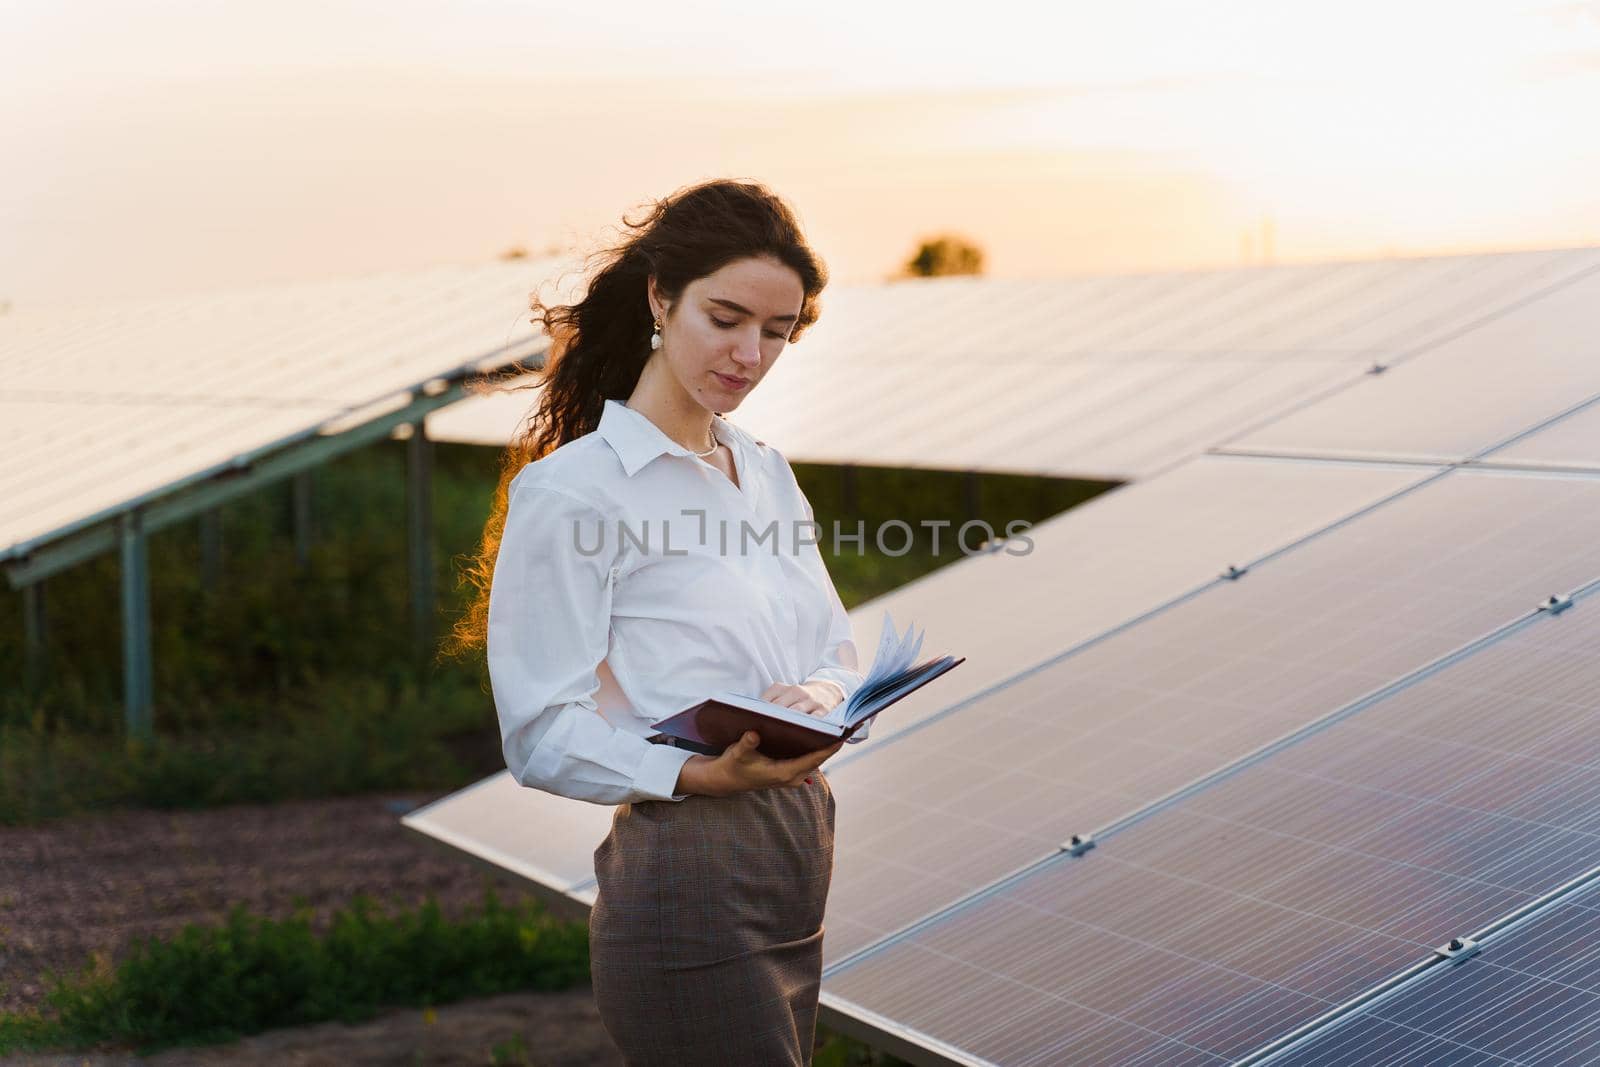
[676,732,845,796]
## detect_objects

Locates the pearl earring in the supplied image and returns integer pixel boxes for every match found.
[650,318,662,351]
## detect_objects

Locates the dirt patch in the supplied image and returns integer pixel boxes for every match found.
[1,988,622,1066]
[0,793,620,1065]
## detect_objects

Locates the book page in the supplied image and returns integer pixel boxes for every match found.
[822,610,924,725]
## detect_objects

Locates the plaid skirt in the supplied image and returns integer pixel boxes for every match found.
[589,769,836,1066]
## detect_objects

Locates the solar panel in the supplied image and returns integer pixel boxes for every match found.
[1220,259,1600,465]
[400,774,614,907]
[1314,246,1597,359]
[1104,258,1397,358]
[1272,881,1600,1065]
[800,250,1585,367]
[0,398,342,552]
[824,574,1600,1065]
[1477,395,1600,474]
[956,358,1362,479]
[982,260,1363,360]
[0,261,551,403]
[820,468,1600,967]
[0,258,555,556]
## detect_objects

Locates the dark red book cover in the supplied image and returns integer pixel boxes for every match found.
[651,655,965,759]
[653,699,848,759]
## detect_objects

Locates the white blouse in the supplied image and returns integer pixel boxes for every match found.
[487,397,866,806]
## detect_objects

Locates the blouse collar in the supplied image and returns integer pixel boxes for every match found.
[596,397,740,478]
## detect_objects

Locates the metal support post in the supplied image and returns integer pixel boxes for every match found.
[119,510,154,738]
[291,470,314,570]
[407,423,435,664]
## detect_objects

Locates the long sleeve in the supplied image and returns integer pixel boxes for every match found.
[487,480,694,805]
[796,488,869,735]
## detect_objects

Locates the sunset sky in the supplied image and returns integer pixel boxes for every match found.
[4,0,1599,306]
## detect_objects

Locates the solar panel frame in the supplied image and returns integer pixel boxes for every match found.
[1474,394,1600,475]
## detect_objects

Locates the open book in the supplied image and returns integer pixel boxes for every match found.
[649,611,965,759]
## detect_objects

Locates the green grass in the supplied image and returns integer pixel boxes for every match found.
[0,672,494,823]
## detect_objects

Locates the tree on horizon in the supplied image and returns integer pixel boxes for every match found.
[899,234,985,278]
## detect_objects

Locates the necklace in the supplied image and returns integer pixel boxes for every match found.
[690,430,719,458]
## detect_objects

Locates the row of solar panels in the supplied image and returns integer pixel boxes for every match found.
[5,247,1592,562]
[403,248,1600,1064]
[427,246,1600,479]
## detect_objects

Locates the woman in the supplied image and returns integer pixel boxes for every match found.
[450,179,863,1065]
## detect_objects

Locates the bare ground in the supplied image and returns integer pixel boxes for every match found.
[0,792,622,1066]
[0,988,621,1066]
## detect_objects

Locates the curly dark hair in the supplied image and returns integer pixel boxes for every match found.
[441,178,829,659]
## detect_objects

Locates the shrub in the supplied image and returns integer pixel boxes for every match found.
[0,886,587,1056]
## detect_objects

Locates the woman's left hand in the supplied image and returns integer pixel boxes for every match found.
[760,680,845,717]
